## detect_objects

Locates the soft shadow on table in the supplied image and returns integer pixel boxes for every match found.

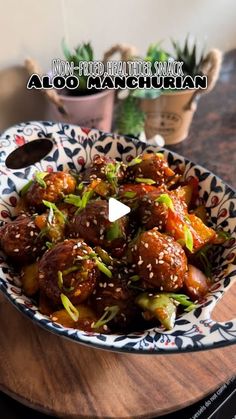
[0,391,52,419]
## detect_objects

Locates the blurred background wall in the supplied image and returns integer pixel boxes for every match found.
[0,0,236,131]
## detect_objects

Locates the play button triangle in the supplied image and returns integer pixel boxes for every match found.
[108,198,130,222]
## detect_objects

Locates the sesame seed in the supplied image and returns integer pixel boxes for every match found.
[149,272,154,278]
[13,249,19,252]
[30,231,34,237]
[116,287,122,292]
[144,243,149,248]
[159,260,164,264]
[86,221,90,227]
[108,283,114,287]
[15,234,20,239]
[99,282,103,287]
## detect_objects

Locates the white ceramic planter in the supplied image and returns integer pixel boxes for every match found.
[140,90,198,145]
[46,89,115,132]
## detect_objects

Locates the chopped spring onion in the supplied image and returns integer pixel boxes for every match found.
[38,226,49,239]
[216,230,231,240]
[77,182,85,191]
[64,190,94,212]
[34,171,47,188]
[135,178,156,185]
[123,191,137,198]
[94,247,112,265]
[129,275,140,282]
[64,194,81,207]
[58,271,63,289]
[46,241,53,249]
[183,225,194,252]
[167,293,197,312]
[155,193,174,210]
[128,156,142,166]
[80,189,94,209]
[195,245,212,278]
[20,180,33,196]
[106,221,123,241]
[42,200,67,223]
[105,162,121,187]
[128,284,145,292]
[96,259,112,278]
[60,293,79,322]
[62,266,80,276]
[92,305,119,329]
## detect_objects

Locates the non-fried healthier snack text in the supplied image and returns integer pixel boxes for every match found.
[0,152,229,332]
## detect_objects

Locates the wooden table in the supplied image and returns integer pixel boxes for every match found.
[0,50,236,419]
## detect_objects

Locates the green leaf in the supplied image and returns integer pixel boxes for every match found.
[135,178,156,185]
[155,193,174,210]
[116,96,145,136]
[20,180,33,196]
[34,171,47,189]
[92,305,119,329]
[61,38,72,61]
[184,225,193,252]
[60,293,79,322]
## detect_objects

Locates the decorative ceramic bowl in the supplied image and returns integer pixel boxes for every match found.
[0,121,235,354]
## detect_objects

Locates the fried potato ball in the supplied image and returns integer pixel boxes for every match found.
[38,239,99,306]
[68,200,128,254]
[126,153,175,186]
[0,214,45,264]
[25,172,76,211]
[132,229,188,292]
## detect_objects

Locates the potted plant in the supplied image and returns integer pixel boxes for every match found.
[116,38,222,144]
[46,40,115,132]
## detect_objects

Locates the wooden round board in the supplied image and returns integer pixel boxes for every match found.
[0,284,236,419]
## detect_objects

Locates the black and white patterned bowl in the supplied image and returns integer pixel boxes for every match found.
[0,121,235,354]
